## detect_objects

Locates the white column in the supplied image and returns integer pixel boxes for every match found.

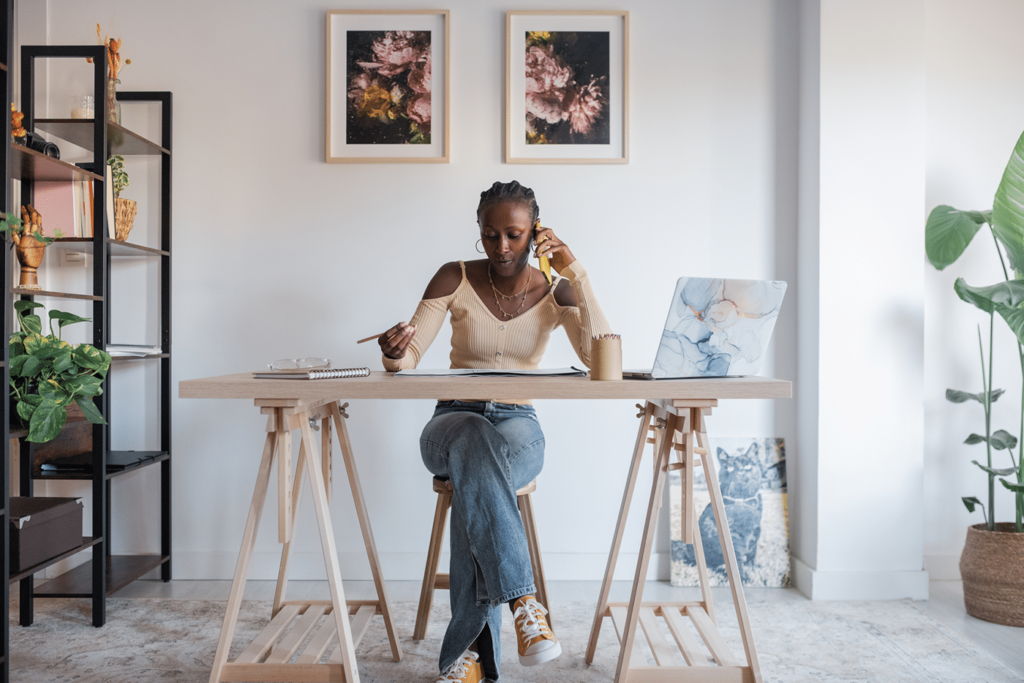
[795,0,928,600]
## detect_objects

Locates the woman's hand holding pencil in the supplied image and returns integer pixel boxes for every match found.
[361,322,417,360]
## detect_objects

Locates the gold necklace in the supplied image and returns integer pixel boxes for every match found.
[488,263,530,319]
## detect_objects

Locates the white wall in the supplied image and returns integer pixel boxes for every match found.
[794,0,929,600]
[34,0,802,582]
[923,0,1024,579]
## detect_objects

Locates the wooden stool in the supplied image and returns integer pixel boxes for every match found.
[413,476,551,640]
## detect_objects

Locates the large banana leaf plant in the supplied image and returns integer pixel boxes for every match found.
[926,130,1024,533]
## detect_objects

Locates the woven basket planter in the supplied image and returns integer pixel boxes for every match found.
[960,523,1024,627]
[114,198,137,242]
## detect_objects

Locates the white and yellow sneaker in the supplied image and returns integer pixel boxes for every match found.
[512,595,561,666]
[436,650,483,683]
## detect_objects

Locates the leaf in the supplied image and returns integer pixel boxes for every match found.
[23,334,47,355]
[13,300,43,314]
[991,429,1017,450]
[15,399,35,423]
[992,130,1024,275]
[972,460,1017,476]
[1000,478,1024,493]
[964,431,1018,449]
[9,354,29,375]
[48,310,90,329]
[66,375,103,397]
[20,355,42,378]
[993,302,1024,349]
[20,314,42,335]
[75,397,106,425]
[72,344,110,372]
[925,205,987,270]
[26,399,66,443]
[946,388,1005,404]
[52,351,75,375]
[20,394,43,406]
[962,496,984,513]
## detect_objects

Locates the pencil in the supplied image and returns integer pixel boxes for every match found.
[356,333,385,344]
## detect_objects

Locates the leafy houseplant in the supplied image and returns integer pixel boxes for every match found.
[8,300,111,443]
[107,154,136,241]
[926,129,1024,627]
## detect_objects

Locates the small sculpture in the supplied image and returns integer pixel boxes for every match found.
[14,205,46,290]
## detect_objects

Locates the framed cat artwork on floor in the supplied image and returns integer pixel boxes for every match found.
[670,437,790,588]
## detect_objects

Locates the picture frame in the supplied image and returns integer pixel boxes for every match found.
[326,10,450,163]
[505,10,629,164]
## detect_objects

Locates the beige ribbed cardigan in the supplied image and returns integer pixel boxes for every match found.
[382,260,612,404]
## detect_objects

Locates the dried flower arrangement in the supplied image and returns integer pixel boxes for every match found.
[86,23,131,80]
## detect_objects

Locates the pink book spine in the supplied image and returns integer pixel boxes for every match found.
[30,181,75,237]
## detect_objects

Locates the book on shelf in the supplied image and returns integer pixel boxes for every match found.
[105,165,116,239]
[106,343,163,357]
[32,180,94,237]
[252,367,371,380]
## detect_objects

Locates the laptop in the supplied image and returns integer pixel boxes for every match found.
[623,277,787,379]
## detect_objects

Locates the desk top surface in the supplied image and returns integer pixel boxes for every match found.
[179,372,792,402]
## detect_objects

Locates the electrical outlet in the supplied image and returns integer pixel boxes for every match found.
[61,251,87,267]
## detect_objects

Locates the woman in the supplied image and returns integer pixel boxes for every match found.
[379,181,612,682]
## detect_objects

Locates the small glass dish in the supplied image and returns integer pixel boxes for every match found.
[70,95,95,119]
[266,357,331,372]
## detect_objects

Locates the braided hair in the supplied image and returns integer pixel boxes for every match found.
[476,180,540,225]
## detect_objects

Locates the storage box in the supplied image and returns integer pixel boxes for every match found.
[9,497,84,573]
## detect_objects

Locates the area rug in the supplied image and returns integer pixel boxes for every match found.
[8,597,1021,682]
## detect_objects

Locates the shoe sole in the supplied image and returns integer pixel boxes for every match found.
[518,640,562,667]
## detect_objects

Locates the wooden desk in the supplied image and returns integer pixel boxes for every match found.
[180,371,790,683]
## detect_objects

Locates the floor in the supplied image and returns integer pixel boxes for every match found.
[111,578,1024,677]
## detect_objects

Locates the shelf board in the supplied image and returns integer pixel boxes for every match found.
[10,143,103,182]
[34,119,168,156]
[9,536,101,583]
[34,450,169,481]
[12,287,102,301]
[48,237,170,257]
[111,353,169,362]
[33,554,168,597]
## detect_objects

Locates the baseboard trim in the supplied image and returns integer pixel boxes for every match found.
[172,551,667,582]
[792,558,929,600]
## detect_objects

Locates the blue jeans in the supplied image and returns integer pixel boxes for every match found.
[420,400,545,681]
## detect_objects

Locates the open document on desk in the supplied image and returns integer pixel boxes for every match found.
[395,366,587,377]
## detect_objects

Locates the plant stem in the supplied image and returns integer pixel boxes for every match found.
[988,313,996,530]
[993,232,1024,531]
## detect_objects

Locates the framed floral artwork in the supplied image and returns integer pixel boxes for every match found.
[326,10,449,163]
[505,10,629,164]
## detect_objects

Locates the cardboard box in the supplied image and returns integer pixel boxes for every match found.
[9,497,84,573]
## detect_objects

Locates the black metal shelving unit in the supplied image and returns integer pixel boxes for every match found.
[1,0,12,679]
[7,46,172,640]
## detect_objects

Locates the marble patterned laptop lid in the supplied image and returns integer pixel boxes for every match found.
[651,277,787,378]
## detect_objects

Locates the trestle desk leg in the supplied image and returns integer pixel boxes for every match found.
[613,412,677,683]
[332,402,404,662]
[586,402,655,664]
[298,417,360,683]
[208,429,278,683]
[697,411,763,683]
[273,437,307,616]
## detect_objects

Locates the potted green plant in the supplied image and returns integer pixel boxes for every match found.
[925,129,1024,627]
[107,154,136,241]
[8,300,111,443]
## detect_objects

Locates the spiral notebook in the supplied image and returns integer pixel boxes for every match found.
[252,367,371,380]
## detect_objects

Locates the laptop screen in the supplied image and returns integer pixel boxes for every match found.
[651,277,787,378]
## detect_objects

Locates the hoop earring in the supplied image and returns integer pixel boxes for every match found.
[475,239,485,254]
